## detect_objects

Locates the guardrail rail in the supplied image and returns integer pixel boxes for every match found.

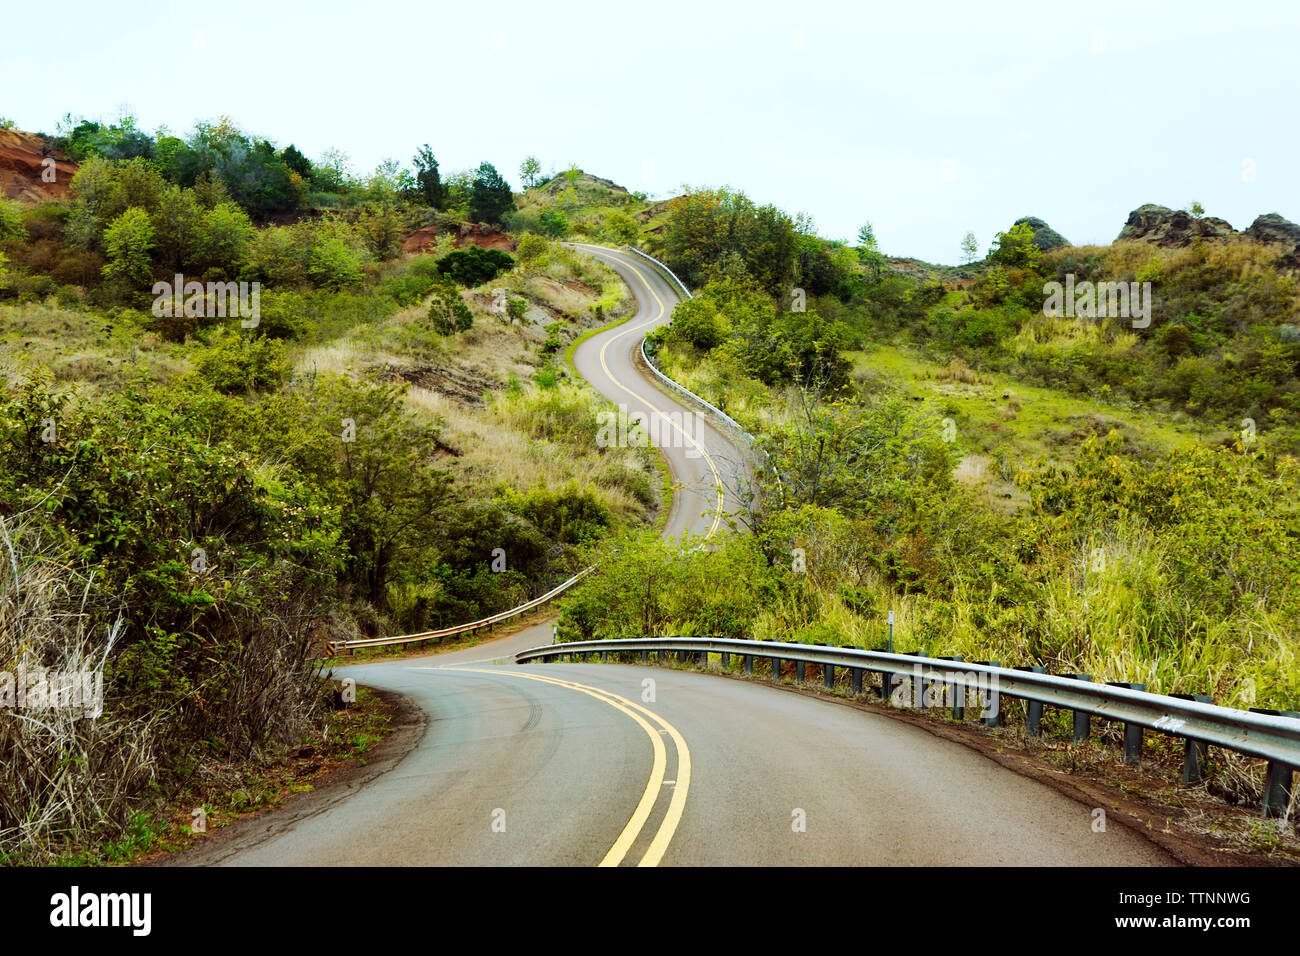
[328,567,594,655]
[517,635,1300,819]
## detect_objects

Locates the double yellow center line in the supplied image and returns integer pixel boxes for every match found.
[578,245,727,539]
[452,667,690,867]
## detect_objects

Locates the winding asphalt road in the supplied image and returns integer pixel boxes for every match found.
[175,246,1175,867]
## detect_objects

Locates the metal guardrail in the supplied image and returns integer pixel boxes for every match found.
[328,567,595,655]
[639,337,753,441]
[517,636,1300,817]
[621,246,754,443]
[625,245,693,300]
[327,248,736,657]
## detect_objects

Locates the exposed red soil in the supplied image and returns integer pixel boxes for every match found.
[0,129,77,202]
[402,221,517,255]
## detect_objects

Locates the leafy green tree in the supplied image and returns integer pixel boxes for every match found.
[152,184,204,271]
[366,158,403,203]
[197,201,256,277]
[310,147,354,194]
[664,187,797,296]
[413,145,444,208]
[662,294,725,351]
[101,207,155,289]
[281,144,312,178]
[469,162,515,224]
[538,210,568,237]
[192,328,292,394]
[602,210,639,244]
[355,202,406,260]
[436,246,514,286]
[960,231,979,264]
[307,223,366,290]
[428,277,473,334]
[519,155,541,189]
[0,199,28,240]
[988,221,1041,270]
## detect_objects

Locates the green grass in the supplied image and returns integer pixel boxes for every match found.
[848,343,1221,509]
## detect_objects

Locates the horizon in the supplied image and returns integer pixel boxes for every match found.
[2,0,1297,264]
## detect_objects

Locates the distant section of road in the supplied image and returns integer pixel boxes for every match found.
[568,243,748,540]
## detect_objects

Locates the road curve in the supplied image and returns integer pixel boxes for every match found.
[567,243,749,540]
[172,246,1176,867]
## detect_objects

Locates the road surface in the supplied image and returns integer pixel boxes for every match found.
[175,246,1175,867]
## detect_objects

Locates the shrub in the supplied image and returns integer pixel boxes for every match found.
[192,328,292,393]
[436,246,515,286]
[428,277,473,334]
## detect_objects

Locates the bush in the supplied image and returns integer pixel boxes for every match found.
[428,278,473,335]
[436,246,515,286]
[192,328,292,393]
[538,210,568,237]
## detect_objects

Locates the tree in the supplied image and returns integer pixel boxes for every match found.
[538,210,568,237]
[100,207,155,289]
[1186,200,1205,218]
[196,202,256,277]
[0,199,27,241]
[664,187,798,296]
[960,231,979,264]
[356,203,405,260]
[281,144,312,178]
[856,221,884,278]
[413,145,444,209]
[436,246,514,286]
[988,221,1041,270]
[520,156,541,189]
[152,184,204,271]
[428,277,473,334]
[469,162,515,225]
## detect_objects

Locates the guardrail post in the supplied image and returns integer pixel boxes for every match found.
[721,651,730,669]
[795,660,806,683]
[1064,674,1093,743]
[743,654,753,676]
[640,649,649,663]
[1108,682,1146,762]
[600,650,608,663]
[1017,666,1048,735]
[678,649,689,666]
[876,647,894,701]
[814,642,834,689]
[771,654,782,682]
[903,652,924,710]
[850,667,863,695]
[938,656,964,718]
[974,662,1000,726]
[1252,709,1298,817]
[698,647,709,668]
[1172,693,1211,782]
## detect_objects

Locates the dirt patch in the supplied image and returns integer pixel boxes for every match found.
[402,221,516,255]
[373,360,500,409]
[0,129,77,202]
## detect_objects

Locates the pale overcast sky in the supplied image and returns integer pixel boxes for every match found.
[3,0,1297,263]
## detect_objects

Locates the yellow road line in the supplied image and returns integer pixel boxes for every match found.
[577,245,726,539]
[449,666,689,867]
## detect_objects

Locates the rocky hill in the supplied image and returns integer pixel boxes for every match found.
[1117,203,1300,271]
